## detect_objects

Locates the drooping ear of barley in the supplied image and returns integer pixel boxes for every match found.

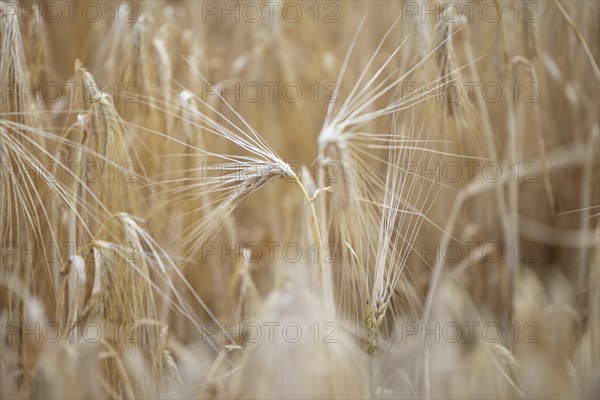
[176,162,294,257]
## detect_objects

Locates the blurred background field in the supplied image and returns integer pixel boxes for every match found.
[0,1,598,398]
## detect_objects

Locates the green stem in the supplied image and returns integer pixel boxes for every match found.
[295,178,335,314]
[295,178,323,249]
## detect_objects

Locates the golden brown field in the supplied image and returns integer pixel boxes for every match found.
[0,0,599,398]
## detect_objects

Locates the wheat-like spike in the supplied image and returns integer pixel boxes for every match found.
[21,3,48,85]
[0,12,40,127]
[74,59,102,109]
[434,6,460,118]
[522,1,539,60]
